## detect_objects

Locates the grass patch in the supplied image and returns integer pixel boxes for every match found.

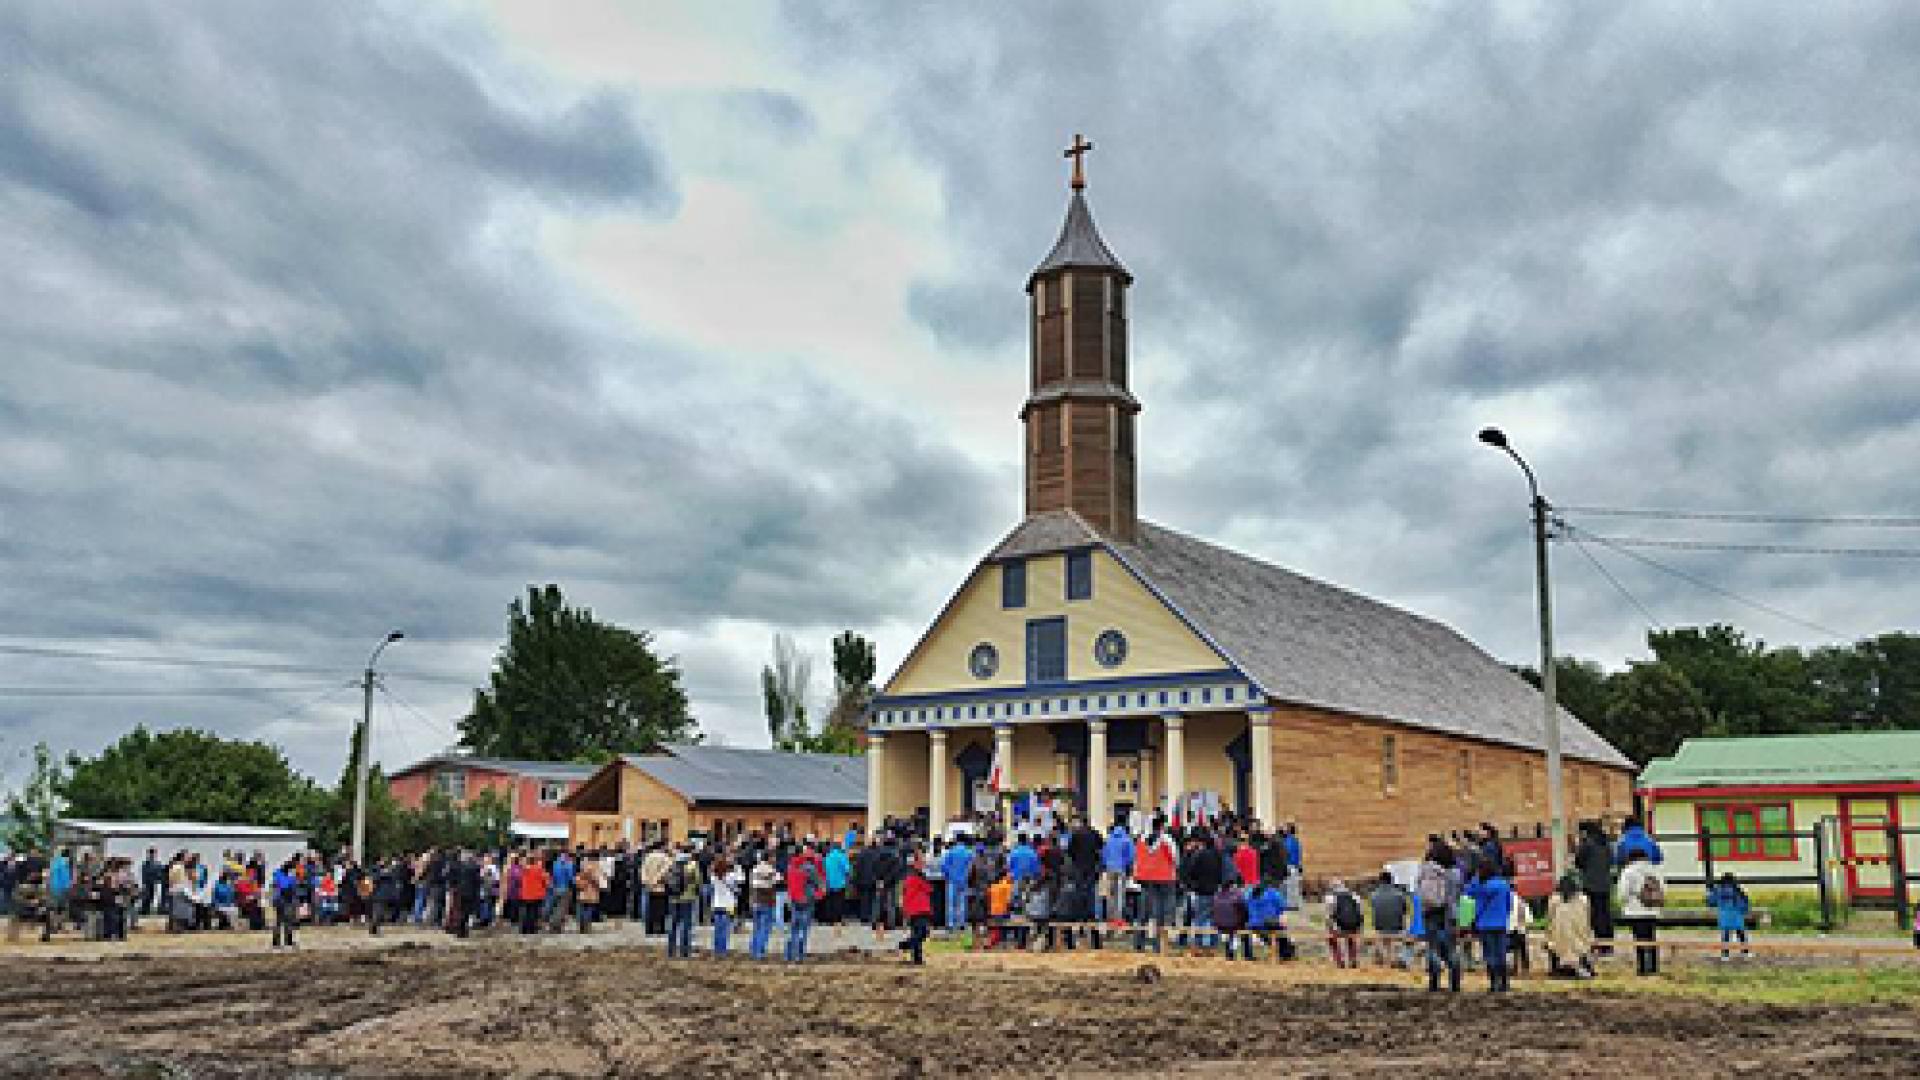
[1630,966,1920,1007]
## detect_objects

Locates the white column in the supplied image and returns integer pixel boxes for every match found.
[927,728,949,835]
[994,723,1015,819]
[1248,707,1276,828]
[1162,712,1186,817]
[1139,746,1157,815]
[1088,719,1110,830]
[1054,751,1071,790]
[867,732,887,834]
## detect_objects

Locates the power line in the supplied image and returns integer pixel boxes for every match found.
[0,683,350,698]
[1566,526,1852,640]
[1579,535,1920,559]
[0,640,475,686]
[378,682,459,741]
[1559,506,1920,528]
[1565,530,1664,633]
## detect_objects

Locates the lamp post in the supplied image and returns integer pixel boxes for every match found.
[1478,427,1567,880]
[352,630,404,865]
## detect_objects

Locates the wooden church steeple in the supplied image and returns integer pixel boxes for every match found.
[1022,134,1139,540]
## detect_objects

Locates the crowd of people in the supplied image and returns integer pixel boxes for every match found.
[7,811,1857,988]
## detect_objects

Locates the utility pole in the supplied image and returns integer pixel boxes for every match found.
[352,630,404,865]
[1479,428,1567,880]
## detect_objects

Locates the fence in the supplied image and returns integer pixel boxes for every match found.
[1654,818,1920,932]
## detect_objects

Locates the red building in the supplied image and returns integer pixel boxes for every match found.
[387,754,599,844]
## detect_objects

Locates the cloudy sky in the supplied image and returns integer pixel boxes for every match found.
[5,1,1919,786]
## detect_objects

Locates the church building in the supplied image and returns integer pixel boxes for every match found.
[864,139,1636,880]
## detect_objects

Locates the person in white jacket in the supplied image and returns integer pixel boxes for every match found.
[1617,850,1665,976]
[1505,874,1532,976]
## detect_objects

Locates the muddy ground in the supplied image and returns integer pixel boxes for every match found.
[0,942,1914,1078]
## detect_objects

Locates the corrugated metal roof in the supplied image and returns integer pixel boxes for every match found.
[55,819,310,839]
[625,744,867,809]
[1031,191,1130,283]
[1640,732,1920,789]
[391,754,600,782]
[989,511,1632,769]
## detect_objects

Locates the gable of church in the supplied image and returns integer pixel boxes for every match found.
[884,546,1234,699]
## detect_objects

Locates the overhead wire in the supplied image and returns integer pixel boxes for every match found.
[0,639,475,686]
[1556,506,1920,528]
[0,683,352,698]
[1562,526,1664,633]
[1562,525,1852,641]
[378,681,460,743]
[1573,535,1920,559]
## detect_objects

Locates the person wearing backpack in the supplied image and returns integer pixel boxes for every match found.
[1416,836,1464,992]
[1465,862,1514,992]
[1705,871,1751,962]
[1323,879,1364,968]
[1617,848,1665,975]
[665,846,702,958]
[747,857,781,960]
[1213,880,1252,960]
[1367,872,1412,968]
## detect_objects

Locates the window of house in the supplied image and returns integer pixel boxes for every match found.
[1698,803,1795,860]
[1002,559,1027,609]
[1066,551,1093,601]
[537,781,569,806]
[433,769,467,802]
[1380,735,1398,794]
[1522,761,1536,805]
[1457,750,1472,800]
[1026,617,1067,684]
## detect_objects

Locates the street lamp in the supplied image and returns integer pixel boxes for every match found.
[352,630,404,865]
[1478,427,1567,880]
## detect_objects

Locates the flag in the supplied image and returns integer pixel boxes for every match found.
[989,737,1007,792]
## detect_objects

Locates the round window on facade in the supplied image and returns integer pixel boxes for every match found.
[968,642,1000,680]
[1093,628,1128,669]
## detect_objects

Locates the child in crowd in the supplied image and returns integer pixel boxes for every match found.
[1324,878,1363,968]
[900,860,933,965]
[1705,872,1752,961]
[1213,879,1251,960]
[1247,875,1293,960]
[986,871,1014,949]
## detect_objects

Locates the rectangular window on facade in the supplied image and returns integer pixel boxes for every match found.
[1002,559,1027,609]
[1699,803,1795,860]
[1522,761,1535,805]
[1381,735,1398,793]
[1457,750,1472,799]
[434,769,467,802]
[1026,617,1067,684]
[537,780,569,806]
[1066,551,1093,600]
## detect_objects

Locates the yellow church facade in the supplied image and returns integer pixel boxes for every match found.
[865,143,1636,880]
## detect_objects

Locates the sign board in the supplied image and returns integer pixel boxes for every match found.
[1507,837,1556,899]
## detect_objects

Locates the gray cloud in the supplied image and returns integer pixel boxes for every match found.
[783,0,1920,663]
[0,2,992,780]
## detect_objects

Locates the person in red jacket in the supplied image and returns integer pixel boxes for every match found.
[1132,827,1178,952]
[518,856,549,936]
[899,859,934,965]
[1232,838,1259,891]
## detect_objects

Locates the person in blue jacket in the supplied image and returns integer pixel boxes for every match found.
[1465,863,1515,992]
[1614,817,1664,866]
[1705,872,1752,961]
[1007,835,1040,884]
[47,849,74,934]
[270,860,300,949]
[1099,825,1134,922]
[939,837,974,933]
[1245,875,1292,960]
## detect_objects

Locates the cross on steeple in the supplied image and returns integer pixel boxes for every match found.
[1064,133,1094,190]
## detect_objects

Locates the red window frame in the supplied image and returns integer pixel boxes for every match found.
[1694,801,1797,862]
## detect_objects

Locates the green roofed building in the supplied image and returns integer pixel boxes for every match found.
[1639,732,1920,904]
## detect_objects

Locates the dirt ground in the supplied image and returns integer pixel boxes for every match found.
[0,940,1915,1078]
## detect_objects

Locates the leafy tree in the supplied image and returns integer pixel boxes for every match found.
[59,726,325,829]
[462,585,697,760]
[3,743,65,851]
[762,632,812,750]
[1600,661,1713,766]
[825,631,878,735]
[1513,657,1613,727]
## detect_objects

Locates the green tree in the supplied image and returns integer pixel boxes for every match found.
[461,585,697,760]
[825,631,878,735]
[59,726,325,828]
[1600,661,1713,766]
[1513,657,1614,727]
[3,743,65,851]
[762,632,812,750]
